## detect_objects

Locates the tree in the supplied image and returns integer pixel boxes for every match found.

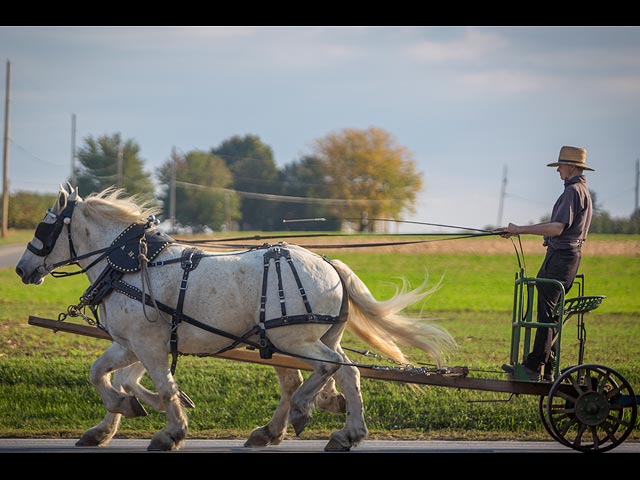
[277,155,340,231]
[73,133,156,202]
[8,191,57,229]
[590,190,603,216]
[156,150,240,230]
[313,127,422,232]
[211,134,280,230]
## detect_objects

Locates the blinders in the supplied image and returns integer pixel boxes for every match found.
[27,200,77,257]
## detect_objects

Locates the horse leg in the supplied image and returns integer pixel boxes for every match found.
[120,361,165,411]
[122,362,196,411]
[320,325,367,451]
[75,368,125,447]
[135,345,188,451]
[87,342,147,417]
[245,367,303,447]
[323,348,368,451]
[77,343,147,447]
[287,343,343,437]
[315,376,346,414]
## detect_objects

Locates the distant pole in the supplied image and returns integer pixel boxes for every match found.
[635,158,639,213]
[170,147,177,230]
[496,165,507,227]
[224,191,230,230]
[116,141,123,189]
[70,113,76,189]
[1,60,10,238]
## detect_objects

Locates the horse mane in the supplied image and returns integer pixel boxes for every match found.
[83,187,162,223]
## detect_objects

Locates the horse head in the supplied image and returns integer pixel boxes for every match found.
[15,183,81,285]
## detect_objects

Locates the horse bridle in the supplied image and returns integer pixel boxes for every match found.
[27,200,78,259]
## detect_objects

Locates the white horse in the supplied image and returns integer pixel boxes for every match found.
[16,185,457,451]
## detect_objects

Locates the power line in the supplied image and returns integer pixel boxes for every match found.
[174,180,393,206]
[9,139,67,167]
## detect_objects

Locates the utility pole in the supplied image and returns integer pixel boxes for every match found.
[635,158,639,213]
[496,165,507,227]
[224,191,230,231]
[170,147,177,231]
[1,60,10,238]
[70,114,76,189]
[116,141,123,189]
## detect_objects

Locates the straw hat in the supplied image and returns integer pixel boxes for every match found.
[547,146,594,171]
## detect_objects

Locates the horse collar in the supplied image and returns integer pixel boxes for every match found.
[106,224,173,273]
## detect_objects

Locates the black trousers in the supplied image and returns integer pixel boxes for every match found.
[524,247,582,372]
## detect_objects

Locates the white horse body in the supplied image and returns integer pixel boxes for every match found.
[15,186,457,451]
[101,242,343,355]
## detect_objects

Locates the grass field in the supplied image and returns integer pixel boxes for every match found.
[1,231,639,444]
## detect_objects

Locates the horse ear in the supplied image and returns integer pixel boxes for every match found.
[57,185,69,211]
[67,183,78,202]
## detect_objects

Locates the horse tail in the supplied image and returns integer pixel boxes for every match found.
[329,259,458,367]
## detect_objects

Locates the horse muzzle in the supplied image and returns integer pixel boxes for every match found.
[15,261,46,285]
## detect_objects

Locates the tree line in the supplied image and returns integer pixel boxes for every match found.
[7,127,422,232]
[5,127,640,234]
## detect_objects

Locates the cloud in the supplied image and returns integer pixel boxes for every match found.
[406,29,508,65]
[458,70,546,95]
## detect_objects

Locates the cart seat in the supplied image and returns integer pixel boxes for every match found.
[555,295,606,322]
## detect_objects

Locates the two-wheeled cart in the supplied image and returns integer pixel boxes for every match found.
[28,269,638,453]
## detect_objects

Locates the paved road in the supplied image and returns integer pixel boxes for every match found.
[0,244,24,270]
[1,438,638,454]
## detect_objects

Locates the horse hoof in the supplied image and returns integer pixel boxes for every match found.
[147,437,176,451]
[75,435,100,447]
[179,390,196,409]
[290,413,311,436]
[244,431,270,448]
[324,437,352,452]
[147,440,171,451]
[126,396,148,418]
[75,428,113,447]
[245,427,285,447]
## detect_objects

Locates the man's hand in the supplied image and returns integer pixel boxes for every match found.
[492,223,520,238]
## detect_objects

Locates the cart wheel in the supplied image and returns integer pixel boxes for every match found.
[538,395,562,443]
[538,367,573,443]
[545,364,637,453]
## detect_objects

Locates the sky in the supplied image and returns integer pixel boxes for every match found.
[1,26,639,233]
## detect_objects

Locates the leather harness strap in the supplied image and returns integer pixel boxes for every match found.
[74,226,348,375]
[169,247,203,374]
[257,245,345,359]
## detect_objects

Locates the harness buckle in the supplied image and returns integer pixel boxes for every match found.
[144,215,160,229]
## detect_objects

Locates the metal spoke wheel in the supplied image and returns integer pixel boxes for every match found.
[538,395,561,444]
[538,367,576,444]
[545,364,637,453]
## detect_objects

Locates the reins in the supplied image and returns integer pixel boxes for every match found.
[43,207,525,375]
[174,221,501,250]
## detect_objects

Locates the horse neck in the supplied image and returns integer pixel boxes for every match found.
[71,203,132,283]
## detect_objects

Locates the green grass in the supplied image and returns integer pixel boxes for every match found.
[1,241,639,443]
[0,229,33,247]
[321,252,640,314]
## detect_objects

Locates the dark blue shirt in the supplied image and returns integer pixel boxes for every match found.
[544,175,593,250]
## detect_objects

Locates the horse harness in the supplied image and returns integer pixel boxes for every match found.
[58,221,348,374]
